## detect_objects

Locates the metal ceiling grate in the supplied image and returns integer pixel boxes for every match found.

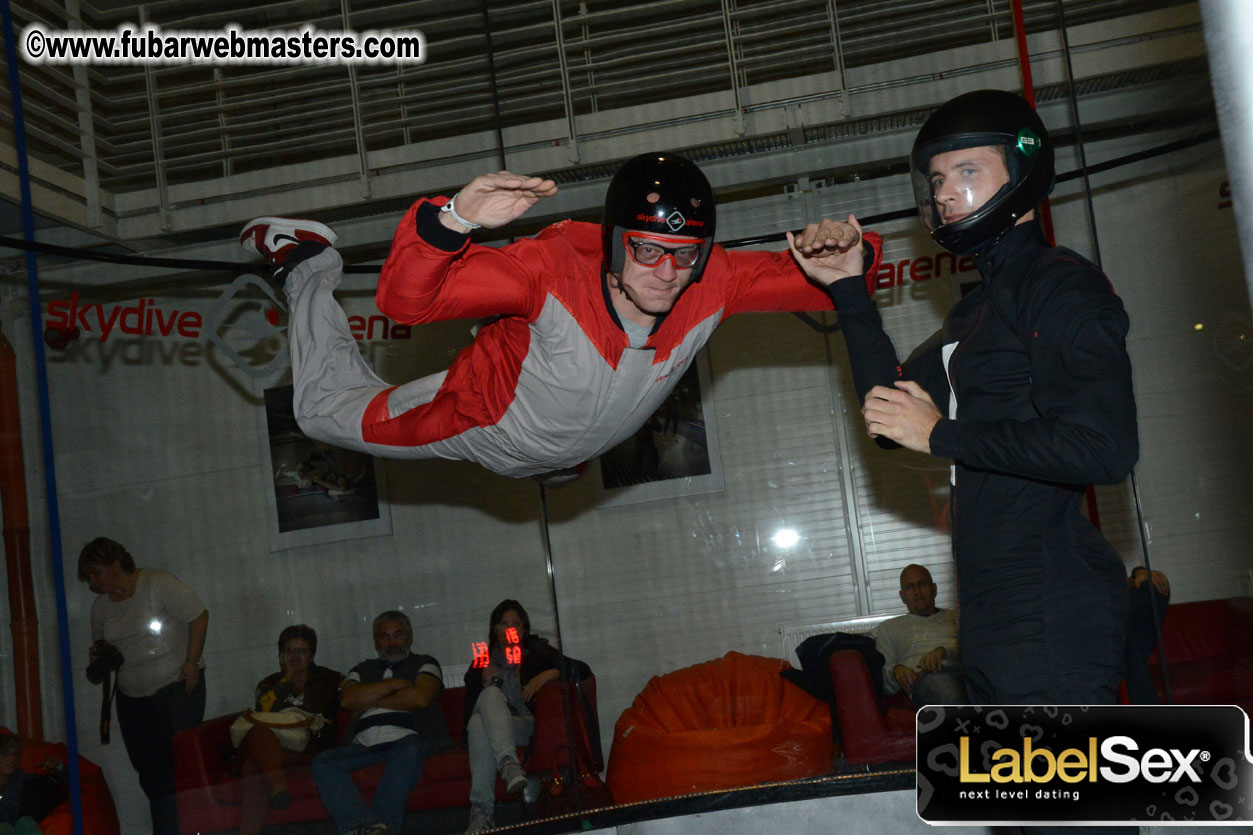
[2,0,1195,198]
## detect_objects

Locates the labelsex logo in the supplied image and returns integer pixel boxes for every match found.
[960,735,1207,785]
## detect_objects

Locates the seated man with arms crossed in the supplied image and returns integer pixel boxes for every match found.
[874,564,966,708]
[312,610,450,835]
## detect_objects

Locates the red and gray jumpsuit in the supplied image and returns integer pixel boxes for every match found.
[285,197,883,478]
[829,221,1139,704]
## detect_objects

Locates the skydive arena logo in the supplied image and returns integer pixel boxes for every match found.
[917,705,1253,824]
[43,274,411,378]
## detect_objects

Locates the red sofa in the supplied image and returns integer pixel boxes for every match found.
[1131,597,1253,710]
[827,651,915,766]
[829,597,1253,766]
[172,677,599,835]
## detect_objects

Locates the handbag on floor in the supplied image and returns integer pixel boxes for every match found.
[535,744,613,818]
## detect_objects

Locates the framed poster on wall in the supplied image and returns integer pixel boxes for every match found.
[257,383,392,551]
[596,350,724,507]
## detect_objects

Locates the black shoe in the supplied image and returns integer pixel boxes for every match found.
[271,240,331,284]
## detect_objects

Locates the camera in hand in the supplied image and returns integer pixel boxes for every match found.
[87,642,123,684]
[87,641,123,744]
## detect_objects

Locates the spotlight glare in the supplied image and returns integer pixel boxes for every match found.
[772,528,799,549]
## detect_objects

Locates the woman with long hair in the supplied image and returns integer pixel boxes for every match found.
[462,600,562,834]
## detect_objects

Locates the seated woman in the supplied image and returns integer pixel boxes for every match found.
[236,625,342,835]
[462,600,563,835]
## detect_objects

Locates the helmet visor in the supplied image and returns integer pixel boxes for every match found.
[911,129,1044,235]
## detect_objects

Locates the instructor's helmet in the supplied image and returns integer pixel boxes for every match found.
[602,152,717,282]
[910,89,1055,254]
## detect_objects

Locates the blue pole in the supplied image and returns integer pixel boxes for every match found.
[1,4,85,834]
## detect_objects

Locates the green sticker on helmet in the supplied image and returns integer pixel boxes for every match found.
[1017,127,1042,157]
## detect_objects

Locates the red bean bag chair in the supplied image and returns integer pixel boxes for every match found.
[0,727,120,835]
[606,652,833,803]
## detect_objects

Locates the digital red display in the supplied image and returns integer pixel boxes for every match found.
[505,627,520,665]
[471,627,522,669]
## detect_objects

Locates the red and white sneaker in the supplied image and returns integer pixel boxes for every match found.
[240,216,337,266]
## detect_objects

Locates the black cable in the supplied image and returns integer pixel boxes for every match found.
[480,0,516,246]
[792,311,841,334]
[537,483,587,813]
[0,240,383,274]
[720,131,1218,251]
[481,0,508,175]
[1056,0,1172,705]
[0,129,1219,277]
[1056,0,1103,271]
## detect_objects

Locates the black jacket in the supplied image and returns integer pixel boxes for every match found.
[830,222,1137,703]
[461,634,563,729]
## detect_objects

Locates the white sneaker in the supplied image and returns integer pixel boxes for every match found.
[464,804,496,834]
[239,216,337,266]
[350,824,394,835]
[499,754,528,795]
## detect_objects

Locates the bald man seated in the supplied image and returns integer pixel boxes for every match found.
[873,564,967,708]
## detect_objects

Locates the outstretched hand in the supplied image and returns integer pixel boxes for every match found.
[786,214,865,286]
[441,171,559,232]
[863,381,942,453]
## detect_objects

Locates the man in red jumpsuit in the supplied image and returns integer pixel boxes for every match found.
[242,152,880,478]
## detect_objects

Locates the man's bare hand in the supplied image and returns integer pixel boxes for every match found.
[893,664,919,692]
[440,171,559,233]
[786,214,865,286]
[863,381,942,453]
[919,647,946,673]
[1130,569,1171,596]
[179,662,201,694]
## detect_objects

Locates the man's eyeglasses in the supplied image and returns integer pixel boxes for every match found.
[624,234,704,269]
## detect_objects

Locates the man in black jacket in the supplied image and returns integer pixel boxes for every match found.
[790,89,1138,708]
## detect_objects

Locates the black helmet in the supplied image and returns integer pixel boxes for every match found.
[602,152,716,281]
[910,90,1054,254]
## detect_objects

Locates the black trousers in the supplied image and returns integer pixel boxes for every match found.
[115,673,206,835]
